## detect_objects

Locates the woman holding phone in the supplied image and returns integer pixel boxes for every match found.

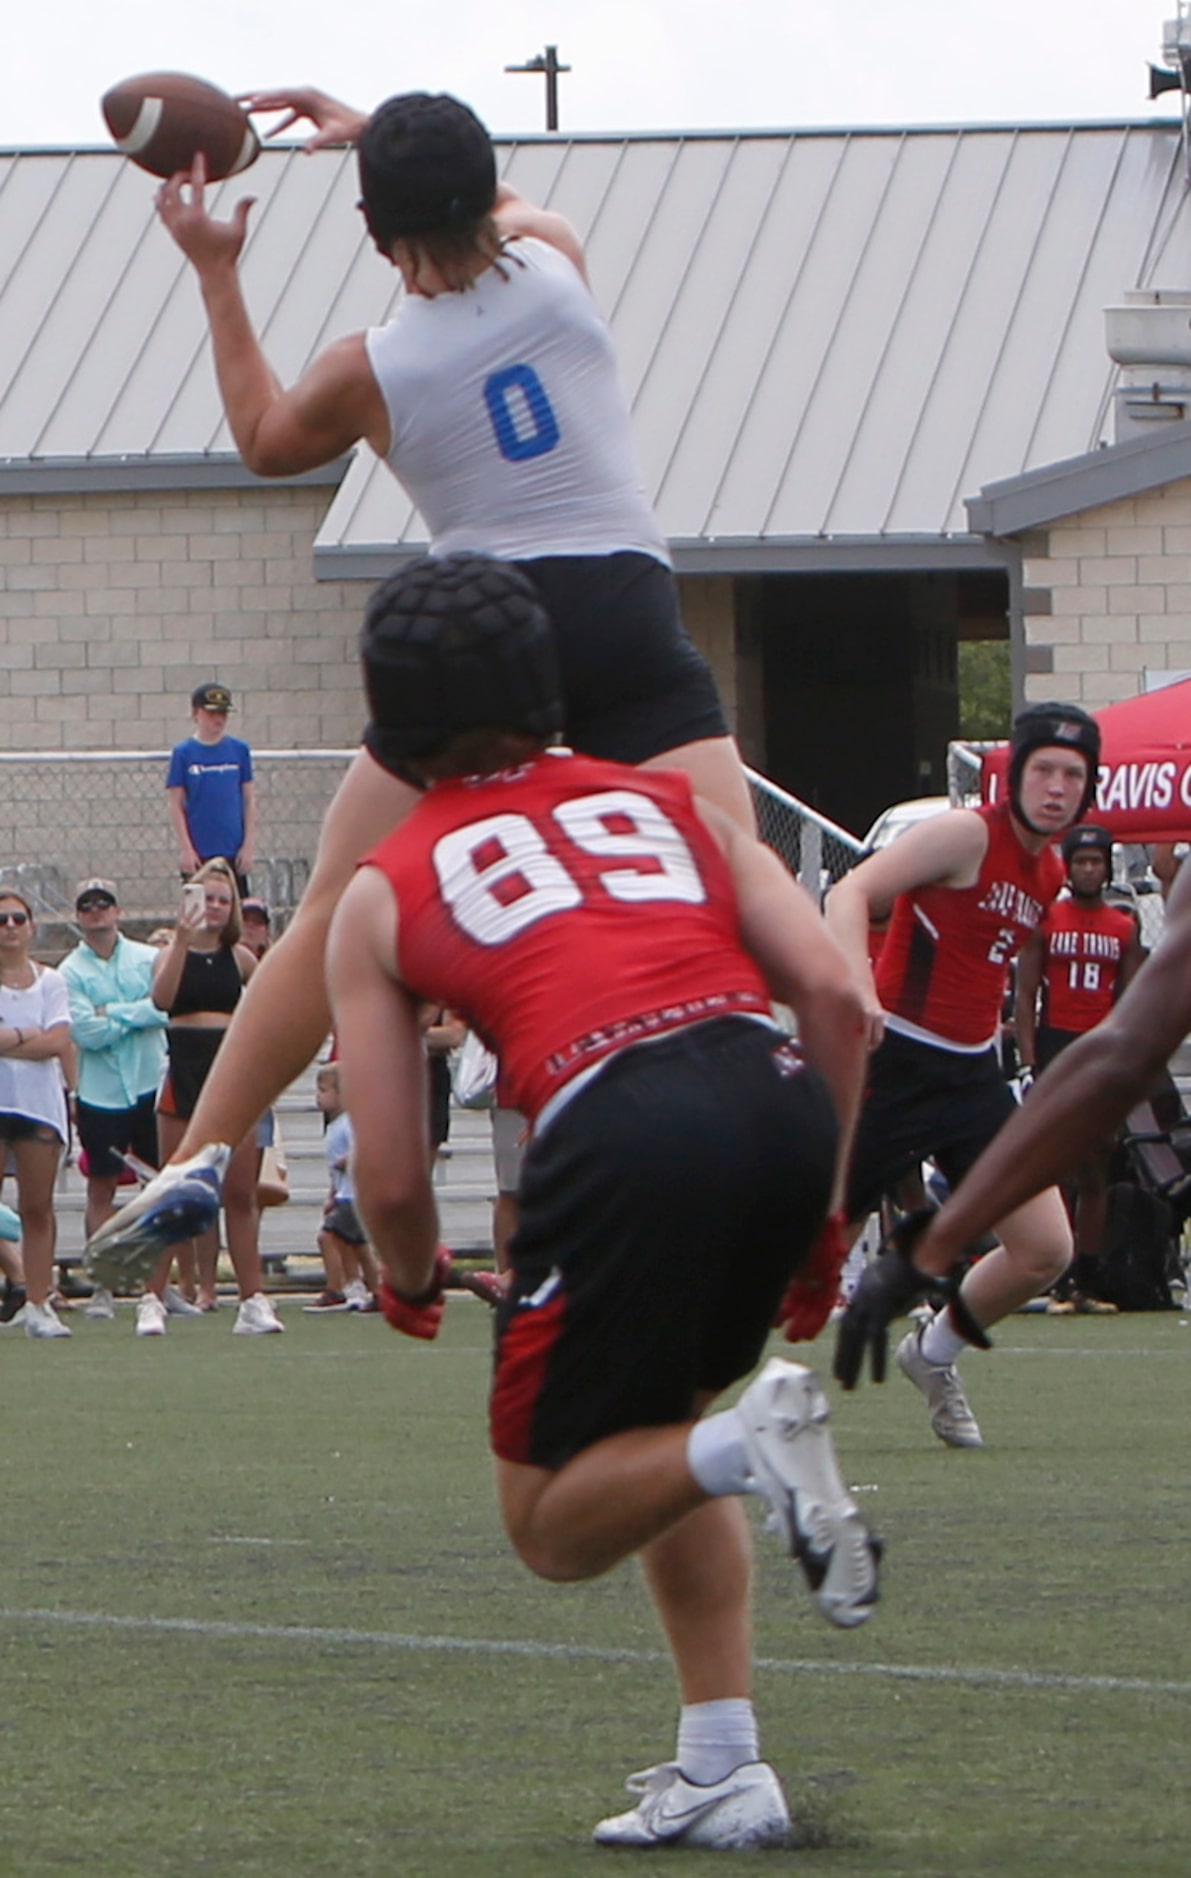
[146,861,281,1336]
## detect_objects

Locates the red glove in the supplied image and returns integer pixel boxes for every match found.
[378,1245,454,1341]
[776,1211,850,1345]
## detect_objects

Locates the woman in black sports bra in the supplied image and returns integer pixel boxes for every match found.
[146,861,281,1334]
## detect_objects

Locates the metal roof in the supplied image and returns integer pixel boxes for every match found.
[1,122,1189,566]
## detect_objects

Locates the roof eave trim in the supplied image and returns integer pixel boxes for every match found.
[0,455,349,496]
[314,534,1014,582]
[968,423,1191,537]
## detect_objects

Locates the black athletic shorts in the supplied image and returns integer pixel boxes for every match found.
[76,1092,159,1180]
[845,1027,1017,1222]
[159,1027,224,1122]
[1035,1024,1082,1073]
[364,552,728,777]
[489,1016,838,1470]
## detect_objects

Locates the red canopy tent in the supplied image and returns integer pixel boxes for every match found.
[982,677,1191,843]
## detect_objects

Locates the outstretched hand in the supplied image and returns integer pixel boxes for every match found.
[155,153,255,271]
[832,1209,949,1389]
[240,87,368,149]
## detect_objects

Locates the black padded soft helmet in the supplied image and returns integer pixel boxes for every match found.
[360,553,562,779]
[1060,822,1113,868]
[1007,701,1100,832]
[357,92,497,253]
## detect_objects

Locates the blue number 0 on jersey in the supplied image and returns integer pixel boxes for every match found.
[483,363,560,462]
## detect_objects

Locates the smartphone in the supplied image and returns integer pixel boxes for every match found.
[182,882,207,921]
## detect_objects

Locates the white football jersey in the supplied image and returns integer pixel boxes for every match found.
[365,237,669,564]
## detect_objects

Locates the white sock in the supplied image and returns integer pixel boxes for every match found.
[920,1307,966,1367]
[686,1410,752,1498]
[677,1698,759,1785]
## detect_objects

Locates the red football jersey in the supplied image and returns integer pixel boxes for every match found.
[876,801,1064,1049]
[1038,898,1137,1033]
[362,753,772,1121]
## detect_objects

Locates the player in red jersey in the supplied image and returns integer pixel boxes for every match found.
[824,703,1100,1447]
[327,553,877,1852]
[1013,823,1145,1312]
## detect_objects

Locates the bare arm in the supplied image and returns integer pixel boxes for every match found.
[167,786,200,874]
[705,804,867,1214]
[236,781,257,875]
[493,183,590,283]
[152,899,207,1010]
[154,156,389,475]
[327,868,439,1295]
[825,809,990,1046]
[1013,930,1044,1070]
[913,863,1191,1273]
[0,1023,71,1062]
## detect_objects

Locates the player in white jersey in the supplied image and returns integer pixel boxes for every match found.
[90,87,757,1277]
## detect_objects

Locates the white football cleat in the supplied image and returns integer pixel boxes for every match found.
[84,1144,231,1290]
[895,1329,984,1449]
[593,1761,790,1850]
[737,1357,881,1628]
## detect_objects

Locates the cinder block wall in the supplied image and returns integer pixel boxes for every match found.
[1021,478,1191,705]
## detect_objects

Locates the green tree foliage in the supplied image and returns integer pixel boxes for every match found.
[958,639,1011,740]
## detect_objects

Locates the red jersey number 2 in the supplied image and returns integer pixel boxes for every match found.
[432,788,708,947]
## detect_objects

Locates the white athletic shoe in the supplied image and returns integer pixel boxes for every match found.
[83,1286,116,1320]
[736,1357,880,1628]
[135,1293,168,1338]
[593,1761,790,1850]
[24,1299,71,1340]
[344,1277,371,1311]
[84,1144,231,1290]
[163,1284,204,1319]
[233,1293,284,1336]
[895,1328,984,1449]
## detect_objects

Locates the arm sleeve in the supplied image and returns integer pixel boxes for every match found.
[166,743,187,789]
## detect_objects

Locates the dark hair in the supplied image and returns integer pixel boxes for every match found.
[357,92,497,251]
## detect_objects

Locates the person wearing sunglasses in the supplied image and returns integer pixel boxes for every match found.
[0,885,73,1338]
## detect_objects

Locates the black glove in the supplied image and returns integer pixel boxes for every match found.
[833,1209,950,1390]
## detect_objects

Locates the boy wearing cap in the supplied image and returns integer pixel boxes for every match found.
[60,881,174,1312]
[166,684,256,895]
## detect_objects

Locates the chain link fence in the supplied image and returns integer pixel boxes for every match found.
[0,748,862,953]
[0,749,353,943]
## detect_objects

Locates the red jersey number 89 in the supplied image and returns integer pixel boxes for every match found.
[432,788,708,947]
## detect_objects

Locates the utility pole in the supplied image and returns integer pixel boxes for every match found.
[505,44,571,132]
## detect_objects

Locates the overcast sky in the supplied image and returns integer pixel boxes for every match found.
[2,1,1181,146]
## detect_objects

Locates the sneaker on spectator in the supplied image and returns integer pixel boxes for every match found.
[135,1293,168,1338]
[1045,1297,1077,1316]
[302,1289,351,1313]
[163,1284,204,1318]
[344,1278,371,1311]
[25,1299,72,1340]
[459,1268,505,1307]
[84,1286,116,1320]
[234,1293,284,1335]
[593,1761,790,1850]
[1,1278,28,1326]
[1075,1294,1119,1315]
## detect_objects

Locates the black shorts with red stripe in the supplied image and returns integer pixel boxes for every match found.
[489,1016,837,1470]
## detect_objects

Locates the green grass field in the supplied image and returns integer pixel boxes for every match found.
[3,1301,1189,1875]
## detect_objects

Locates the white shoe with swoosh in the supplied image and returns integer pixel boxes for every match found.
[592,1760,790,1849]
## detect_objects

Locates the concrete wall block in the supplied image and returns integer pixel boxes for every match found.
[87,641,141,669]
[159,561,214,590]
[1053,642,1108,671]
[12,669,63,696]
[0,539,33,565]
[1078,498,1138,528]
[32,536,83,565]
[213,559,263,588]
[1105,527,1164,556]
[1076,556,1137,586]
[1047,526,1107,557]
[6,511,59,539]
[34,641,88,670]
[1108,642,1148,672]
[33,590,88,619]
[1022,555,1078,588]
[7,566,57,592]
[1104,590,1148,619]
[1051,585,1107,616]
[0,643,35,669]
[135,537,191,563]
[36,692,94,722]
[238,585,289,613]
[1081,672,1136,704]
[1137,555,1191,585]
[0,591,35,619]
[85,588,138,617]
[59,614,111,645]
[112,668,167,695]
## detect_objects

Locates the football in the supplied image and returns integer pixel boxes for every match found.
[101,72,260,181]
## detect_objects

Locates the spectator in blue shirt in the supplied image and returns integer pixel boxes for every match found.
[166,682,256,896]
[60,878,180,1317]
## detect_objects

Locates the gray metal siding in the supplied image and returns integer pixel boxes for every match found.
[1,124,1187,559]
